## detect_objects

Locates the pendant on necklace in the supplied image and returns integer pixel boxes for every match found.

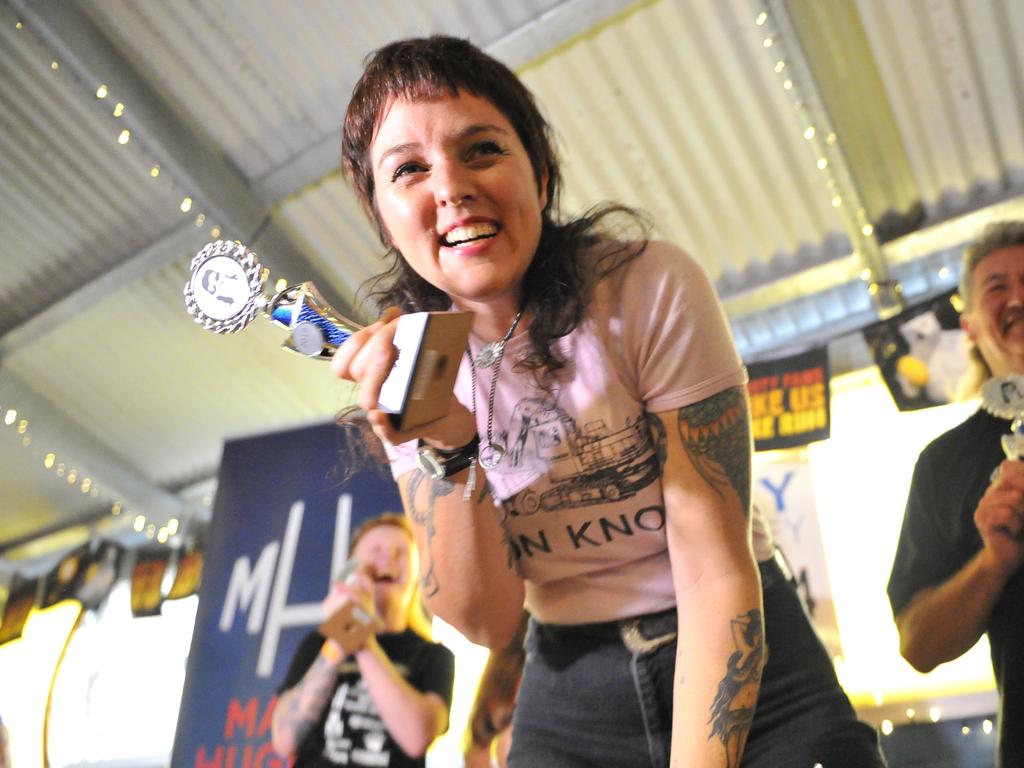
[478,442,506,470]
[474,341,504,369]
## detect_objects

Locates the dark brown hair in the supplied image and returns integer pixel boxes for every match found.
[342,35,648,376]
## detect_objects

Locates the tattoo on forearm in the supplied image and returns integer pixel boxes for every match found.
[282,654,342,745]
[676,386,751,515]
[707,609,765,768]
[404,471,455,598]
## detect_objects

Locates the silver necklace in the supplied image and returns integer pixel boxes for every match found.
[469,311,522,469]
[473,311,523,369]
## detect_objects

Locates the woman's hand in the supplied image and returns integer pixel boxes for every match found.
[330,307,476,449]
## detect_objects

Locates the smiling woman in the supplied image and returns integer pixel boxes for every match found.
[329,35,886,768]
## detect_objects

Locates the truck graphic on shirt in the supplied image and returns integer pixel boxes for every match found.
[501,397,661,517]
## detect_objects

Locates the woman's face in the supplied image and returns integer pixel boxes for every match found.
[370,91,547,315]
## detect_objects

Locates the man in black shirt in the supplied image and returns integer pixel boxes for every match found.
[888,221,1024,767]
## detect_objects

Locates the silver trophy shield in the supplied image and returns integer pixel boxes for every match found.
[184,239,362,358]
[183,240,472,430]
[981,374,1024,460]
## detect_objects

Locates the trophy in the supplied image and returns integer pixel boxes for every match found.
[980,374,1024,460]
[184,240,472,430]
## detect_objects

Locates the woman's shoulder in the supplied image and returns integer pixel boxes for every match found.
[595,238,712,290]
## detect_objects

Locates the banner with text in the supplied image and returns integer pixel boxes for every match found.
[170,421,403,768]
[747,347,831,452]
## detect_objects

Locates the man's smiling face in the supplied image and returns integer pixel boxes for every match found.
[962,245,1024,379]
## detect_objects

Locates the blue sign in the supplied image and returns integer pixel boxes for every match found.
[170,421,402,767]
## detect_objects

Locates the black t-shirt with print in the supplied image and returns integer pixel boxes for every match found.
[278,629,455,768]
[888,408,1024,767]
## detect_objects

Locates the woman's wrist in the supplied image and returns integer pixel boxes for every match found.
[420,402,478,451]
[417,434,479,480]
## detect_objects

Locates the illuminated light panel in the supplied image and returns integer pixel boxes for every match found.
[133,515,146,532]
[755,11,767,25]
[180,197,193,213]
[117,129,131,145]
[803,368,995,714]
[150,165,160,178]
[3,410,15,425]
[113,103,125,117]
[0,602,82,768]
[44,453,55,469]
[96,84,108,98]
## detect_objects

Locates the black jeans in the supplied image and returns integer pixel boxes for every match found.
[508,556,886,768]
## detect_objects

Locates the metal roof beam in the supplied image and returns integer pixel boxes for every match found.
[0,223,207,358]
[9,0,353,320]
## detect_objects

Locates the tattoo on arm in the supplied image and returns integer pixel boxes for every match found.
[404,472,455,598]
[676,386,751,515]
[647,412,668,471]
[706,609,765,768]
[280,653,342,747]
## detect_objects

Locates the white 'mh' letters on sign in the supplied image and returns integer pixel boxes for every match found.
[217,493,353,677]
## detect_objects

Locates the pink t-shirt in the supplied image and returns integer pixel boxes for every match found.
[389,241,756,624]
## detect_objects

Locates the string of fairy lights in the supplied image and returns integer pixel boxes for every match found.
[752,2,903,318]
[5,14,292,550]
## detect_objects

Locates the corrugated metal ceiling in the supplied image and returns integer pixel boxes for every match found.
[2,0,1023,568]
